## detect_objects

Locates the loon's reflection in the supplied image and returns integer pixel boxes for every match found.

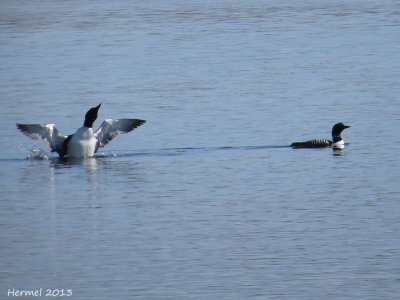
[50,156,98,173]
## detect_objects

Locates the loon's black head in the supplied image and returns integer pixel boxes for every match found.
[332,122,350,137]
[84,103,101,128]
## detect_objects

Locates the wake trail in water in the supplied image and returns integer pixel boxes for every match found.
[112,145,291,158]
[10,144,291,161]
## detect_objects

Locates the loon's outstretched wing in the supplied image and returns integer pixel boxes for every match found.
[94,118,146,152]
[16,123,68,154]
[291,139,332,148]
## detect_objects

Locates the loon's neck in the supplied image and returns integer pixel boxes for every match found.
[332,135,342,143]
[83,120,94,128]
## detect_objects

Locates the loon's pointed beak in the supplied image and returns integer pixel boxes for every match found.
[344,124,350,129]
[91,103,101,114]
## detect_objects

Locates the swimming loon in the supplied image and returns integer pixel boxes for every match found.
[17,103,146,158]
[291,122,350,149]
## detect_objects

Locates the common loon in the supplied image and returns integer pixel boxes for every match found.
[17,103,146,158]
[291,122,350,149]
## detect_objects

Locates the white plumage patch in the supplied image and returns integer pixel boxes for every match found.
[67,127,97,158]
[332,139,344,149]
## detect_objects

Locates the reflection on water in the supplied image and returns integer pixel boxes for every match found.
[55,157,99,174]
[332,148,345,156]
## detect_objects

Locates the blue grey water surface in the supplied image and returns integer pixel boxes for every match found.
[1,0,400,299]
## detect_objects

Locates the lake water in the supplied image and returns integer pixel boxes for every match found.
[1,0,400,299]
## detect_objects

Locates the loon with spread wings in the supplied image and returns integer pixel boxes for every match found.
[17,103,146,158]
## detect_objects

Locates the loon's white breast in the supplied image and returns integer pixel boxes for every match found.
[67,127,97,158]
[332,139,344,150]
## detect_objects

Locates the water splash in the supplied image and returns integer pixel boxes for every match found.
[23,146,50,160]
[109,151,117,157]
